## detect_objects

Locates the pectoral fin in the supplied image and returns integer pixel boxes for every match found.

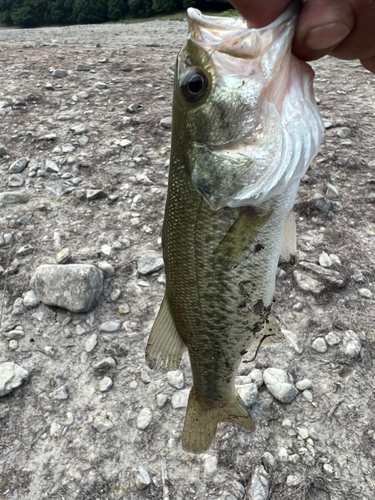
[280,211,297,264]
[215,208,272,265]
[182,388,255,454]
[146,294,185,372]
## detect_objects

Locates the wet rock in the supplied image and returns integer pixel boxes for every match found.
[248,466,269,500]
[23,290,39,309]
[9,157,29,173]
[137,408,152,430]
[263,368,298,403]
[31,264,104,313]
[134,466,151,490]
[312,338,328,353]
[0,191,30,204]
[0,362,29,397]
[138,254,164,276]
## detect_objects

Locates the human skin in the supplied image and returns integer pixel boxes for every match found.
[229,0,375,73]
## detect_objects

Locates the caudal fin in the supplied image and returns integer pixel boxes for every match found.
[182,388,255,454]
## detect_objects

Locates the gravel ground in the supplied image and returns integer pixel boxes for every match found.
[0,18,375,500]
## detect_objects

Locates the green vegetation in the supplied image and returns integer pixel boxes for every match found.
[0,0,232,27]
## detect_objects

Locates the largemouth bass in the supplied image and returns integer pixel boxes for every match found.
[146,4,323,453]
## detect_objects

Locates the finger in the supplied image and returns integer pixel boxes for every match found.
[360,56,375,74]
[292,0,354,61]
[228,0,290,28]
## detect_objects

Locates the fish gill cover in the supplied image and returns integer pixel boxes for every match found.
[179,4,324,209]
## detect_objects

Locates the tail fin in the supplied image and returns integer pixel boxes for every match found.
[182,388,255,454]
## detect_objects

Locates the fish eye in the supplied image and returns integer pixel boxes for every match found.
[180,69,209,104]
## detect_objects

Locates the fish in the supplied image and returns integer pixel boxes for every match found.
[145,3,323,454]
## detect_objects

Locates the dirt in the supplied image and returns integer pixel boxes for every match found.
[0,17,374,500]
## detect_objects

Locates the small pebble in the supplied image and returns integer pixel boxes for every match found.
[99,321,120,332]
[325,331,341,346]
[286,474,302,486]
[171,389,190,409]
[101,244,113,257]
[23,290,39,309]
[137,408,153,430]
[319,251,332,268]
[297,426,309,439]
[129,381,138,390]
[343,330,361,357]
[99,376,113,392]
[263,368,298,403]
[249,368,263,388]
[311,338,327,353]
[308,427,319,440]
[262,451,276,471]
[359,288,373,299]
[295,379,312,391]
[51,386,69,400]
[302,390,313,402]
[156,393,168,408]
[119,303,130,315]
[141,370,151,384]
[8,340,18,351]
[56,247,71,264]
[134,466,151,490]
[97,261,115,277]
[167,370,184,389]
[85,334,98,353]
[237,383,258,406]
[203,455,217,475]
[278,447,288,463]
[323,463,334,475]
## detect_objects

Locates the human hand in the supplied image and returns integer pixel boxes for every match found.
[229,0,375,73]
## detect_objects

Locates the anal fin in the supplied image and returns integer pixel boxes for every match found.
[182,388,255,454]
[146,294,185,372]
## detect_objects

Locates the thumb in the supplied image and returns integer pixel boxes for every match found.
[229,0,291,28]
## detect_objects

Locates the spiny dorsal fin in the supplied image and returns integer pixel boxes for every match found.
[146,294,185,372]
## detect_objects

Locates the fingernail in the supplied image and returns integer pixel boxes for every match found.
[305,23,350,51]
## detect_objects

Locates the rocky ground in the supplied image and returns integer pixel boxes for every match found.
[0,17,375,500]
